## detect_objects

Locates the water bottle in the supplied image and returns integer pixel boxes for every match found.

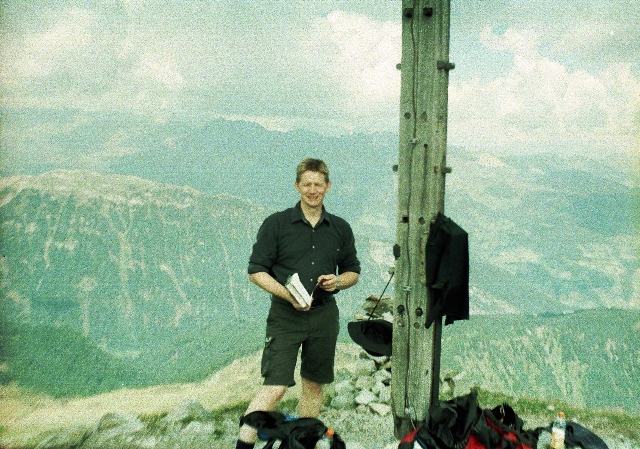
[549,412,566,449]
[316,427,335,449]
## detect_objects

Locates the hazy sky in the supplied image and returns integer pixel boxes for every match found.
[1,0,639,160]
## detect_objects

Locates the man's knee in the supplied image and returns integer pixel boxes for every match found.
[298,379,324,418]
[266,385,288,402]
[301,377,323,392]
[250,385,287,411]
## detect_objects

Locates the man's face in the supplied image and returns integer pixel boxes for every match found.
[295,171,331,209]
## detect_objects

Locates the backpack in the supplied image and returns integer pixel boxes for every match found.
[537,420,609,449]
[468,404,538,449]
[241,411,346,449]
[398,392,538,449]
[399,390,482,449]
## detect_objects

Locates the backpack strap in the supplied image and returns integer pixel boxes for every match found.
[478,408,539,449]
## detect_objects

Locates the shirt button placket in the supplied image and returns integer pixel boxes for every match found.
[310,229,316,284]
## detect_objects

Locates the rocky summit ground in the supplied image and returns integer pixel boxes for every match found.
[18,398,639,449]
[2,344,639,449]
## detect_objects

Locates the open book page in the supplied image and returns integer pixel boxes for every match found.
[285,273,312,307]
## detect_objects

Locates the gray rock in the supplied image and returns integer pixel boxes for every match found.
[354,359,377,377]
[333,379,355,395]
[373,368,391,384]
[364,352,390,365]
[377,385,391,403]
[355,375,375,391]
[371,380,386,396]
[96,412,143,432]
[330,393,356,410]
[182,421,215,435]
[33,425,91,449]
[164,399,211,425]
[81,413,146,449]
[368,402,392,416]
[355,390,377,405]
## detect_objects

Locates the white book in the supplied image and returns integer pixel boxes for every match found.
[285,273,312,307]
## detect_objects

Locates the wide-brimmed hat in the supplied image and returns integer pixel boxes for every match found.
[347,319,392,357]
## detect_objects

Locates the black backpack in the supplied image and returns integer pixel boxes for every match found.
[537,420,609,449]
[241,411,346,449]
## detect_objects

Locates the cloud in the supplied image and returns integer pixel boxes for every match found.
[294,10,401,133]
[1,0,638,162]
[132,52,185,90]
[2,8,96,83]
[449,27,640,156]
[321,11,400,109]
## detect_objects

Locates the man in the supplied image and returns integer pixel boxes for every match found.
[236,158,360,449]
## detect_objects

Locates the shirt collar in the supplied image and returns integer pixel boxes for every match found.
[291,201,330,225]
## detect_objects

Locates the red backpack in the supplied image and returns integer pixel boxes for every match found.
[399,391,538,449]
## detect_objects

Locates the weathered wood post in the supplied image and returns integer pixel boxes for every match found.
[391,0,454,438]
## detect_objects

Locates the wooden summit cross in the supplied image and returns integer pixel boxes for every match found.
[391,0,454,438]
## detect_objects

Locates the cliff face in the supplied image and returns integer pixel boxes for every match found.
[1,170,267,327]
[1,171,274,388]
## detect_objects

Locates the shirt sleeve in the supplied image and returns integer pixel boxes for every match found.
[247,214,278,275]
[338,222,361,274]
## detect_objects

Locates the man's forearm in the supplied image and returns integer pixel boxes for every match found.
[249,272,311,310]
[249,272,290,300]
[336,271,359,290]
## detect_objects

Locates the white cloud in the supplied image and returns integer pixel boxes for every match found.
[2,8,96,82]
[449,28,640,156]
[256,9,401,134]
[1,0,638,161]
[320,10,400,111]
[132,52,184,90]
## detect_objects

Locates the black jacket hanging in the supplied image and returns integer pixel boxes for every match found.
[425,212,469,327]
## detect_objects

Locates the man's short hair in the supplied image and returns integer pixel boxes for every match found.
[296,158,330,183]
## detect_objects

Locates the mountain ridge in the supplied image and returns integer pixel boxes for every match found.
[0,169,638,417]
[2,109,637,313]
[0,149,638,423]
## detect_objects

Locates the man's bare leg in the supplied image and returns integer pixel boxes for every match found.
[238,385,287,444]
[298,377,324,418]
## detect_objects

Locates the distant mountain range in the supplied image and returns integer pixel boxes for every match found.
[441,308,640,414]
[0,169,638,414]
[2,109,638,314]
[0,110,638,413]
[446,150,639,314]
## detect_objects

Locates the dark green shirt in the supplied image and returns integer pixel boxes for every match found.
[248,202,360,301]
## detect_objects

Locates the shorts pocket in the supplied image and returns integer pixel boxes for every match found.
[260,336,274,377]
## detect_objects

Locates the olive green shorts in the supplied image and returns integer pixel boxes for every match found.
[261,297,339,386]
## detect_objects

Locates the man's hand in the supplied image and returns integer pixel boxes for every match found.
[290,291,311,311]
[317,274,339,292]
[317,272,359,293]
